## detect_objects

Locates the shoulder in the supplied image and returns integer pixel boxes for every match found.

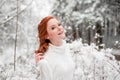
[37,58,53,68]
[66,43,70,52]
[37,59,52,71]
[37,59,47,65]
[37,59,49,68]
[65,43,74,57]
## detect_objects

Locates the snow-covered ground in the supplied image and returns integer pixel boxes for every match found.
[0,39,120,80]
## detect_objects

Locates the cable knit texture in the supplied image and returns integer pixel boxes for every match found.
[37,40,75,80]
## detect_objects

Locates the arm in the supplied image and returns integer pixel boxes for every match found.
[37,59,53,80]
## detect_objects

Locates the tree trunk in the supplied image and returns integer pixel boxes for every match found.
[14,0,19,71]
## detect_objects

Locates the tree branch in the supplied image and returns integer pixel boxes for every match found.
[0,0,33,25]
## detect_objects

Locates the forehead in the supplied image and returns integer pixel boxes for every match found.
[47,18,59,27]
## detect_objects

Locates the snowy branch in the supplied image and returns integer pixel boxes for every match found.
[0,0,34,25]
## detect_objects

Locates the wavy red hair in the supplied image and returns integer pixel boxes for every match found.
[35,16,55,55]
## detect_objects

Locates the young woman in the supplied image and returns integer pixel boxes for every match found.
[35,16,75,80]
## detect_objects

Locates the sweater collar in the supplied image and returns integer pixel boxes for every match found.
[48,40,66,54]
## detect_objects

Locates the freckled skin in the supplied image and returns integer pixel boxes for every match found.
[47,18,65,46]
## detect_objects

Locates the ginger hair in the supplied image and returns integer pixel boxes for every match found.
[35,16,55,55]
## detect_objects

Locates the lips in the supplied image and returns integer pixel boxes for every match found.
[58,31,64,35]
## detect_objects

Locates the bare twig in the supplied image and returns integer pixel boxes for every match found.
[0,0,33,25]
[0,0,6,8]
[106,60,120,74]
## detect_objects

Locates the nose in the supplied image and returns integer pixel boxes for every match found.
[58,26,63,31]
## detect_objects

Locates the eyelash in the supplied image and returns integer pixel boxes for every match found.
[51,27,55,30]
[58,23,61,26]
[51,23,61,30]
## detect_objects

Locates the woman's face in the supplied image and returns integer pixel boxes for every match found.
[47,18,65,45]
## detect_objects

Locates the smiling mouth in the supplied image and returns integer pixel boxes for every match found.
[58,31,64,35]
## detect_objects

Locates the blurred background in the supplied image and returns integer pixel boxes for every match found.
[0,0,120,52]
[0,0,120,80]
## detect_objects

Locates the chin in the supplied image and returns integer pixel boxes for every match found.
[58,33,65,39]
[61,35,66,39]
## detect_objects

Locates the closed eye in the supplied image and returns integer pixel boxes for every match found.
[58,23,61,26]
[51,26,56,30]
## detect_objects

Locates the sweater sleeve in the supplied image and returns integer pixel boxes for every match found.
[37,59,53,80]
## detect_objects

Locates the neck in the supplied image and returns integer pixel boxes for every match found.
[50,40,63,46]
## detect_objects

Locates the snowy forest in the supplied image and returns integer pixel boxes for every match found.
[0,0,120,80]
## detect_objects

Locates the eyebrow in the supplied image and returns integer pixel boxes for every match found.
[49,23,59,27]
[50,24,56,27]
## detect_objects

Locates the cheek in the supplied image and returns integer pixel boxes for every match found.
[48,31,57,38]
[49,33,54,37]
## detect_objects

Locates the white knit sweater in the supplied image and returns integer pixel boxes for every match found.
[37,41,75,80]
